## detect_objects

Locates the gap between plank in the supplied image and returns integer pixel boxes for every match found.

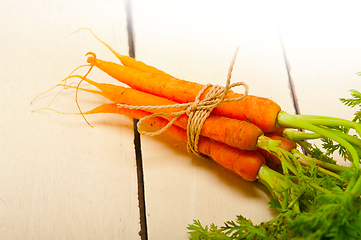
[125,1,148,239]
[278,27,308,156]
[278,29,301,116]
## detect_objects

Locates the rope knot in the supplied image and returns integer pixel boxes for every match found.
[185,101,200,116]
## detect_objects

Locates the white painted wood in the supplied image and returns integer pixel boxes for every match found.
[279,2,361,164]
[0,0,140,239]
[132,1,295,238]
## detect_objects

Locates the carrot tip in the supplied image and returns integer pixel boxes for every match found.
[64,27,92,39]
[86,52,96,57]
[30,82,77,106]
[67,64,91,77]
[31,107,94,128]
[87,56,96,65]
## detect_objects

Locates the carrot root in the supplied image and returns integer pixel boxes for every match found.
[36,102,265,181]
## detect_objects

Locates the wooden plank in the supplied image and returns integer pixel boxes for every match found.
[0,1,141,239]
[131,1,295,238]
[279,2,361,163]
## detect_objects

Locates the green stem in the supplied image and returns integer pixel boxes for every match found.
[351,175,361,196]
[354,144,361,156]
[296,115,361,136]
[282,129,321,141]
[316,166,343,181]
[261,145,300,178]
[296,140,314,155]
[288,187,304,211]
[308,182,333,195]
[277,112,360,168]
[257,135,282,149]
[319,126,361,147]
[292,149,348,173]
[280,159,290,210]
[293,150,343,180]
[346,175,357,193]
[257,164,300,212]
[282,151,304,180]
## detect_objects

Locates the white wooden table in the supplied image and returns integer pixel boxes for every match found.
[1,1,360,239]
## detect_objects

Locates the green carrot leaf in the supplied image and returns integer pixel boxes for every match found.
[340,89,361,123]
[187,220,230,240]
[221,216,269,239]
[322,137,350,160]
[340,89,361,108]
[268,198,282,211]
[307,142,337,164]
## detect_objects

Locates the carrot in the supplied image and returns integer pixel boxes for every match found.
[77,102,265,181]
[117,55,172,77]
[78,29,361,165]
[269,128,285,136]
[86,55,361,165]
[66,75,267,151]
[74,28,173,77]
[86,56,280,133]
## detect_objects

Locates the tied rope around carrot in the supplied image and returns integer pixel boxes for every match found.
[82,48,249,158]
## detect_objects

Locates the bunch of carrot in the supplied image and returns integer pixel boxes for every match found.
[32,29,361,214]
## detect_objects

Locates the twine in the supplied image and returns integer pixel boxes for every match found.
[117,47,249,158]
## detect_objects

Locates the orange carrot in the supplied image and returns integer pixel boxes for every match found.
[77,28,173,77]
[68,75,264,150]
[116,55,173,78]
[80,103,265,181]
[86,56,281,133]
[268,128,284,136]
[266,134,296,152]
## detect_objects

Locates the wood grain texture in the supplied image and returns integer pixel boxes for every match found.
[0,0,140,239]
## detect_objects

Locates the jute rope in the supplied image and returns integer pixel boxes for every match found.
[117,47,249,158]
